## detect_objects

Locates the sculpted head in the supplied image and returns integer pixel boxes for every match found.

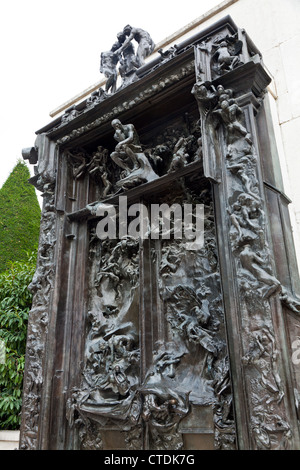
[117,31,125,42]
[123,25,132,35]
[111,119,122,130]
[220,100,229,109]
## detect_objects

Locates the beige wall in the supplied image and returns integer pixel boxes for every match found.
[0,431,19,450]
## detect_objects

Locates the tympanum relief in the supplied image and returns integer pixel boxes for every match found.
[66,115,202,198]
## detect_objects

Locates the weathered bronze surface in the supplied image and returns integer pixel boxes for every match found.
[20,16,300,450]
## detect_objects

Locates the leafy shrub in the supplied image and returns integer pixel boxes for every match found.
[0,251,37,429]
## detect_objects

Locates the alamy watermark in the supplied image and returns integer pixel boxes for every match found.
[0,339,6,365]
[94,196,204,250]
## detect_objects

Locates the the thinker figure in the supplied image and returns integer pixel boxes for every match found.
[110,119,144,172]
[115,25,155,68]
[110,119,158,188]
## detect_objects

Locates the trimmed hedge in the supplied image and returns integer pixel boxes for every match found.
[0,160,41,273]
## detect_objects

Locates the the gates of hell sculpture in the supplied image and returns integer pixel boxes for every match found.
[20,16,300,450]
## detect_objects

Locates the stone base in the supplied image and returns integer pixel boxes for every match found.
[0,430,20,450]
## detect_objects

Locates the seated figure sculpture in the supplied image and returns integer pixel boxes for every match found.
[110,119,158,189]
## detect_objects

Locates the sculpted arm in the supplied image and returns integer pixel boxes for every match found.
[116,125,134,149]
[115,32,134,55]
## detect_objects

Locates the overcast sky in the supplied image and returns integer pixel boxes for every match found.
[0,0,222,190]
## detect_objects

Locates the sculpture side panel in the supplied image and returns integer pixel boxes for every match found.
[19,135,57,450]
[193,45,300,448]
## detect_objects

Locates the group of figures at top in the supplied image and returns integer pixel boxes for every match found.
[60,29,247,126]
[100,25,155,93]
[99,27,244,94]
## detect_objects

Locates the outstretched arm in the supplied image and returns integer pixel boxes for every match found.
[115,33,134,55]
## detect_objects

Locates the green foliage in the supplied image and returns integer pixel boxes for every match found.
[0,251,36,429]
[0,160,41,273]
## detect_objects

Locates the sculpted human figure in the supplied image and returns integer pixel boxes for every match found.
[212,40,240,73]
[280,287,300,314]
[66,150,88,180]
[100,44,120,94]
[100,365,130,397]
[110,119,158,187]
[115,25,155,68]
[216,84,233,103]
[214,98,251,143]
[115,31,136,78]
[111,119,144,172]
[87,146,108,175]
[239,244,281,298]
[168,136,192,173]
[87,146,112,197]
[191,81,217,109]
[86,88,107,107]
